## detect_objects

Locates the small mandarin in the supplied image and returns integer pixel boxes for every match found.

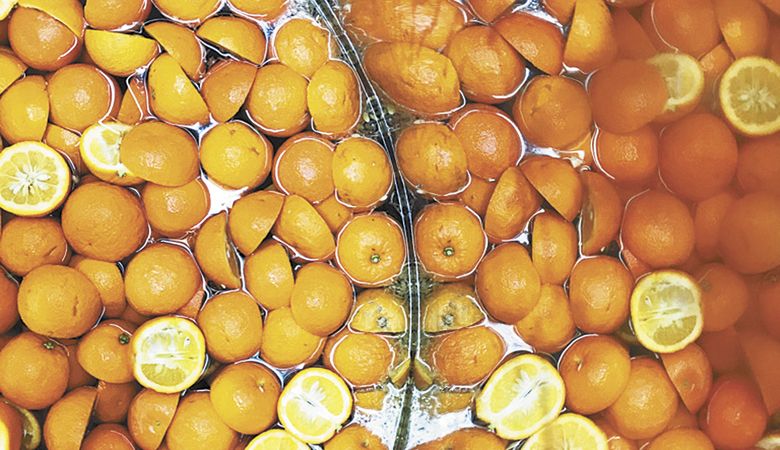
[520,156,583,222]
[260,307,324,369]
[154,0,222,24]
[430,326,504,386]
[595,126,659,187]
[643,0,722,57]
[194,212,242,288]
[228,190,284,255]
[701,375,767,449]
[127,389,179,450]
[324,424,387,450]
[77,319,136,383]
[273,17,332,78]
[141,178,210,238]
[70,256,126,318]
[47,63,121,133]
[736,134,780,195]
[144,21,206,80]
[647,429,714,450]
[273,133,335,204]
[563,0,618,73]
[165,392,238,450]
[396,122,469,198]
[0,332,69,410]
[210,361,280,435]
[308,60,361,136]
[459,177,496,217]
[200,122,273,190]
[494,11,564,75]
[580,171,623,255]
[84,0,151,30]
[695,263,749,331]
[569,256,633,334]
[119,120,200,187]
[94,380,140,424]
[531,211,577,285]
[718,191,780,274]
[0,75,49,144]
[659,343,713,413]
[0,217,68,276]
[0,272,19,334]
[244,240,294,311]
[82,424,136,450]
[200,59,256,123]
[484,166,541,242]
[332,137,393,210]
[246,63,309,137]
[475,242,540,324]
[196,16,266,64]
[43,386,97,450]
[198,291,264,363]
[336,214,406,288]
[514,284,576,354]
[272,194,336,261]
[324,330,394,386]
[8,7,81,71]
[146,53,210,126]
[290,262,354,337]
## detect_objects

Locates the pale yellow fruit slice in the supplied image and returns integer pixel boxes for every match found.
[0,141,71,216]
[719,56,780,136]
[245,429,309,450]
[522,413,608,450]
[80,121,144,186]
[649,52,705,114]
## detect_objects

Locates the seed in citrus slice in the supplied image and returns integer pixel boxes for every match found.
[0,141,71,216]
[130,316,206,394]
[80,122,143,186]
[521,413,608,450]
[719,56,780,136]
[630,270,704,353]
[475,353,565,440]
[245,429,308,450]
[277,367,352,444]
[649,53,705,123]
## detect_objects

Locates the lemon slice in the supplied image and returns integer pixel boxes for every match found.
[245,429,309,450]
[130,316,206,394]
[80,122,144,186]
[0,0,16,20]
[719,57,780,136]
[522,413,608,450]
[649,53,705,114]
[277,367,352,444]
[475,354,565,440]
[630,270,703,354]
[0,141,71,217]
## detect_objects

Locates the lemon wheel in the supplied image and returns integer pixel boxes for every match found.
[522,414,608,450]
[630,270,703,353]
[719,57,780,136]
[649,53,705,116]
[80,121,144,186]
[245,429,309,450]
[130,316,207,394]
[0,141,71,217]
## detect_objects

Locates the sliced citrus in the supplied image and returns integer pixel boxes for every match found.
[80,122,144,186]
[130,316,206,394]
[521,413,608,450]
[277,367,352,444]
[475,354,565,440]
[0,0,16,20]
[84,29,160,77]
[649,53,705,121]
[0,141,71,217]
[630,270,704,354]
[350,289,407,334]
[719,56,780,136]
[14,403,40,450]
[245,429,309,450]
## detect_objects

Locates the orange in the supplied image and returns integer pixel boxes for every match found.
[260,306,325,369]
[8,7,81,71]
[127,389,179,450]
[46,63,120,133]
[718,191,780,274]
[117,76,152,125]
[520,156,583,221]
[244,240,294,311]
[695,263,749,331]
[0,332,69,410]
[396,122,469,197]
[605,357,679,440]
[194,212,241,288]
[580,171,623,255]
[227,0,287,20]
[18,265,102,339]
[559,335,631,415]
[592,416,638,450]
[430,326,504,386]
[467,0,512,22]
[200,59,256,123]
[142,178,210,238]
[736,134,780,195]
[84,30,159,77]
[125,243,202,315]
[459,177,495,217]
[475,242,540,324]
[144,21,206,80]
[0,75,49,144]
[699,43,735,107]
[513,75,592,149]
[423,282,485,334]
[65,340,97,390]
[698,327,744,374]
[273,17,332,78]
[589,59,668,134]
[273,133,335,204]
[758,271,780,340]
[658,113,738,201]
[494,11,564,75]
[594,126,659,187]
[324,330,394,386]
[449,104,523,181]
[612,8,656,59]
[94,380,139,424]
[414,202,487,280]
[196,16,266,64]
[714,0,769,58]
[308,61,361,136]
[0,43,26,97]
[246,63,309,138]
[147,53,210,126]
[272,194,336,261]
[444,25,525,103]
[642,0,721,57]
[343,0,467,50]
[621,190,695,269]
[154,0,221,24]
[43,386,96,450]
[663,402,698,431]
[70,255,126,318]
[413,428,507,450]
[694,191,737,261]
[0,401,22,450]
[531,211,577,285]
[84,0,151,30]
[660,343,712,413]
[44,123,85,175]
[0,217,68,276]
[0,273,18,334]
[210,361,280,435]
[77,320,135,383]
[352,288,408,334]
[290,262,354,337]
[563,0,618,73]
[200,122,272,190]
[647,429,714,450]
[198,291,263,363]
[701,375,767,449]
[82,423,135,450]
[543,0,575,24]
[324,424,386,450]
[363,42,462,117]
[569,256,633,334]
[332,137,393,210]
[336,214,405,288]
[228,190,284,255]
[119,120,200,187]
[165,392,238,450]
[484,166,541,241]
[514,284,576,354]
[738,329,780,414]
